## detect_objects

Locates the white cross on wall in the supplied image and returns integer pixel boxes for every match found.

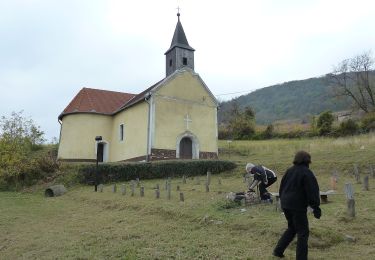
[184,114,192,130]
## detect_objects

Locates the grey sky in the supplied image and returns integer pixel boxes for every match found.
[1,0,374,140]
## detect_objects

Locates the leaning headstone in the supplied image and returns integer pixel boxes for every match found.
[180,192,184,202]
[112,184,117,193]
[98,184,104,192]
[140,186,145,197]
[363,175,369,191]
[345,183,355,217]
[353,164,361,184]
[121,184,126,195]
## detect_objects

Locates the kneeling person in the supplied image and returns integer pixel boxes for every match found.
[245,163,277,201]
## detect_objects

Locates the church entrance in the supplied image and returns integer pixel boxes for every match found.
[97,143,104,162]
[179,137,192,159]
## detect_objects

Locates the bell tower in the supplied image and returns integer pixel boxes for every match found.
[165,12,195,77]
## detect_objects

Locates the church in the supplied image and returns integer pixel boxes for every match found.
[57,13,218,162]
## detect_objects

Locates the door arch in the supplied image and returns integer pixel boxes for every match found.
[176,131,199,159]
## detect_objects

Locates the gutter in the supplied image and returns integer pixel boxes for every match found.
[144,92,152,162]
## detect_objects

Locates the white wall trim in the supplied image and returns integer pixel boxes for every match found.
[176,131,200,159]
[95,140,110,162]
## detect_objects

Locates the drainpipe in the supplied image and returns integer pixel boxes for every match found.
[144,92,152,162]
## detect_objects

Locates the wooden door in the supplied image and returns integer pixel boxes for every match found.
[180,137,192,159]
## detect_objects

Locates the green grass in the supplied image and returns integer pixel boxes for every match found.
[1,134,375,259]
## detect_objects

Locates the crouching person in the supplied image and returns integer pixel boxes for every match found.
[245,163,277,202]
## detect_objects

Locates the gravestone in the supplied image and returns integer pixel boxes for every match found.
[180,192,184,202]
[121,184,126,195]
[205,182,209,192]
[112,184,117,193]
[140,186,145,197]
[353,164,361,184]
[182,175,187,184]
[131,181,135,196]
[345,183,355,217]
[363,175,369,191]
[167,183,171,200]
[155,188,160,199]
[98,184,104,192]
[206,171,211,185]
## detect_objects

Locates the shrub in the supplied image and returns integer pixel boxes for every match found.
[361,112,375,132]
[338,119,359,136]
[78,160,237,184]
[317,111,334,136]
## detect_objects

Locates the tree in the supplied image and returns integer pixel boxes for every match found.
[317,111,334,135]
[0,111,45,185]
[228,105,256,139]
[328,51,375,113]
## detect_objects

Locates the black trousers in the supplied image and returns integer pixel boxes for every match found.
[274,209,309,260]
[259,177,277,199]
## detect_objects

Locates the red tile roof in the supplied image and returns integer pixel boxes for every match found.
[58,88,136,120]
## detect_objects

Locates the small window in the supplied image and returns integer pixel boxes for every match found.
[183,57,187,65]
[169,59,172,67]
[119,124,124,141]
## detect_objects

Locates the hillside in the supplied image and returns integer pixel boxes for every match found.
[218,75,352,124]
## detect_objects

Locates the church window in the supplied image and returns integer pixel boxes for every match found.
[119,124,124,141]
[183,57,187,65]
[169,59,172,67]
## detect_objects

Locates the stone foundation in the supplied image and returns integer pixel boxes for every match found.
[199,151,218,159]
[150,148,176,160]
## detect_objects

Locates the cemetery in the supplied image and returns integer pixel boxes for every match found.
[1,134,375,259]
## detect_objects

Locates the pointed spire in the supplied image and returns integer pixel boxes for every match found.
[164,12,195,54]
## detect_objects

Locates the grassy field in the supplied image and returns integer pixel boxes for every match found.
[1,134,375,259]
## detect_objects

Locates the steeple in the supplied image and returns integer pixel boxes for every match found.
[165,12,195,77]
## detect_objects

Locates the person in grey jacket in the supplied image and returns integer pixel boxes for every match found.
[273,151,321,260]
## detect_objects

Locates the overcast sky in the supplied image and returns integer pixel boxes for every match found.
[1,0,375,140]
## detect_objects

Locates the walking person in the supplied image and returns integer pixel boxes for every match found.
[245,163,277,202]
[273,151,321,259]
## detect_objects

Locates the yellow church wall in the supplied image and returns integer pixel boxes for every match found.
[157,71,216,107]
[58,114,113,161]
[153,71,218,154]
[111,102,148,161]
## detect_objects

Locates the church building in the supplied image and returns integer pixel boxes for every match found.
[57,13,218,162]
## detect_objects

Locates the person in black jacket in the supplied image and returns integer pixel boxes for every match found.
[245,163,277,201]
[273,151,321,260]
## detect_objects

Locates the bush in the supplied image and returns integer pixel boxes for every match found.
[317,111,334,136]
[78,160,237,184]
[338,119,359,136]
[361,112,375,132]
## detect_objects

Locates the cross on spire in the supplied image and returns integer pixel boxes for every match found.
[184,114,192,130]
[177,6,181,19]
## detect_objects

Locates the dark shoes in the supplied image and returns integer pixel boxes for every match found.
[272,251,285,258]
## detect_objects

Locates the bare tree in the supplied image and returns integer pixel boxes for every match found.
[328,51,375,113]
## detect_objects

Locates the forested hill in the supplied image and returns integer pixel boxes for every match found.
[218,75,352,124]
